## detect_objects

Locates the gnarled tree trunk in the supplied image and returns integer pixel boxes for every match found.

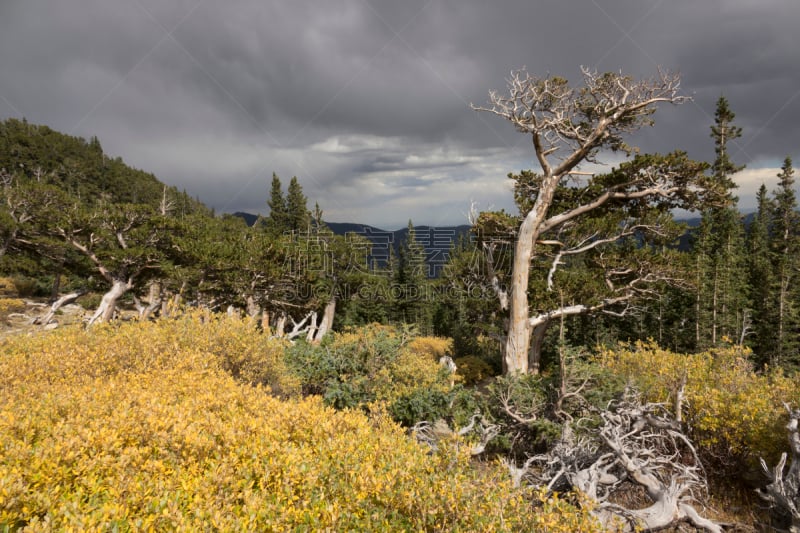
[759,405,800,531]
[313,296,336,342]
[87,279,131,326]
[512,391,721,532]
[34,290,85,327]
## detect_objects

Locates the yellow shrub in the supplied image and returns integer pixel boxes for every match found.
[0,298,25,321]
[0,311,299,396]
[0,327,597,530]
[0,277,17,297]
[599,341,799,469]
[406,335,453,360]
[455,355,495,385]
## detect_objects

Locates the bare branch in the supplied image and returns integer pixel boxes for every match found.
[522,391,720,532]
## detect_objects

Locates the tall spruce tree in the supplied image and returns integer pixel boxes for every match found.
[770,157,800,367]
[393,220,430,330]
[694,96,748,348]
[747,184,775,362]
[266,173,289,233]
[286,176,310,233]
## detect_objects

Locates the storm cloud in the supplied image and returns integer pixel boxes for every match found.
[1,0,798,228]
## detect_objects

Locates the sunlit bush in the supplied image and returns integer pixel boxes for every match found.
[0,311,299,395]
[405,335,453,360]
[0,297,25,322]
[0,277,18,297]
[0,315,598,531]
[600,341,799,471]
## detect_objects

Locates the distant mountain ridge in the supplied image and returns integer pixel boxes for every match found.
[231,212,471,277]
[231,212,758,273]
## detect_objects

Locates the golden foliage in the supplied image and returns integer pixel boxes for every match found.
[0,313,598,530]
[0,311,299,396]
[599,341,799,468]
[455,355,495,385]
[0,277,17,297]
[0,297,25,322]
[405,335,453,360]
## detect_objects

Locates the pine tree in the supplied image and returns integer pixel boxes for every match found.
[393,220,430,330]
[286,176,310,234]
[710,97,744,186]
[266,173,288,233]
[694,96,748,348]
[770,157,800,367]
[747,184,774,362]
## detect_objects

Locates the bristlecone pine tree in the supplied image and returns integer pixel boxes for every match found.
[472,67,722,374]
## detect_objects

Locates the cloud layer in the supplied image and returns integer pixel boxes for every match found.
[1,0,798,227]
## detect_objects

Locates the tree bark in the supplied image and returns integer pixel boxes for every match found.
[504,181,557,373]
[305,311,318,342]
[134,281,161,320]
[35,290,85,326]
[759,406,800,531]
[87,279,131,326]
[245,295,261,319]
[275,314,287,337]
[528,320,550,374]
[313,296,336,342]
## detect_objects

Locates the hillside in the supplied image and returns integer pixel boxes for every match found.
[0,118,208,214]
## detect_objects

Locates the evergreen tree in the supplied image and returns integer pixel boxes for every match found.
[694,96,749,348]
[770,157,800,367]
[710,97,744,186]
[266,173,288,233]
[286,176,310,233]
[393,220,431,331]
[747,184,775,363]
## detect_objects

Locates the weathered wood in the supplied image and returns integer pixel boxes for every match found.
[758,405,800,531]
[33,290,85,327]
[513,391,721,532]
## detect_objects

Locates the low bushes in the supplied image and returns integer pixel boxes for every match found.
[0,311,298,396]
[285,324,456,422]
[0,297,25,323]
[600,341,800,473]
[0,313,598,531]
[0,277,17,296]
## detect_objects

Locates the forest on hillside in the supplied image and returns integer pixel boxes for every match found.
[2,69,800,531]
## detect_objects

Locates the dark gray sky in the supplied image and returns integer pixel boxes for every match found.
[1,1,798,229]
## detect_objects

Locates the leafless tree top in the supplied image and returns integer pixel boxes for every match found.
[472,67,688,175]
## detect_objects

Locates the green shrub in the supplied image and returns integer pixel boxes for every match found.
[285,324,455,424]
[486,353,626,455]
[77,291,103,312]
[10,276,38,298]
[389,388,452,427]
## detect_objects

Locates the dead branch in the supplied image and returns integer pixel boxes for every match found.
[758,405,800,531]
[411,415,499,457]
[516,390,720,532]
[32,290,86,326]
